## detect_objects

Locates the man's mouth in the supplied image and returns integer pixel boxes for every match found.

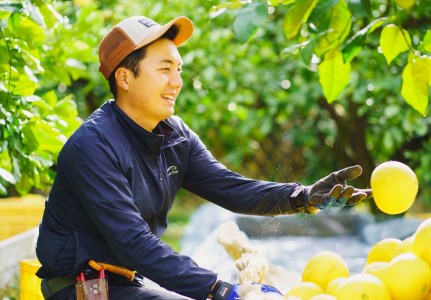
[161,94,175,101]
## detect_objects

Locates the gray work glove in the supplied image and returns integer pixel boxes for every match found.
[292,165,373,213]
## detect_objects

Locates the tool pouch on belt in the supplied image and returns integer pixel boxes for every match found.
[75,267,108,300]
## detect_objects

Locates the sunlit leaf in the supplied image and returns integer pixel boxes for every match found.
[395,0,416,10]
[0,167,15,184]
[422,55,431,85]
[22,123,39,153]
[401,58,429,116]
[419,30,431,52]
[283,0,317,39]
[0,1,24,14]
[233,3,267,43]
[315,0,352,56]
[380,24,411,64]
[342,17,389,62]
[309,0,339,23]
[319,49,351,102]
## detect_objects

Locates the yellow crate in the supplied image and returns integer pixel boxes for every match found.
[20,259,44,300]
[0,194,45,240]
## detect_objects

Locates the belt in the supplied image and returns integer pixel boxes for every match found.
[41,276,75,299]
[41,270,144,299]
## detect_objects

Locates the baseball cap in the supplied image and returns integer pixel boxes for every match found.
[98,16,194,80]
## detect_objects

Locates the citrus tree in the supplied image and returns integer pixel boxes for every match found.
[1,0,431,210]
[208,0,431,207]
[0,1,104,195]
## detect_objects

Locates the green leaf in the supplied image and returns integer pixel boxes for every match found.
[419,30,431,52]
[233,3,268,44]
[309,0,339,24]
[395,0,416,10]
[0,167,15,184]
[342,34,365,63]
[318,49,351,102]
[380,24,411,64]
[348,0,371,18]
[22,122,39,153]
[342,17,389,62]
[12,72,38,96]
[301,38,319,65]
[315,0,352,56]
[401,58,429,116]
[0,1,24,14]
[283,0,318,39]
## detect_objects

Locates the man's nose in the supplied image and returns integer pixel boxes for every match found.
[170,71,182,88]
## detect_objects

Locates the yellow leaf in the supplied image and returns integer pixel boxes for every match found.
[380,24,411,64]
[318,49,351,103]
[395,0,416,10]
[316,0,352,56]
[283,0,317,39]
[423,56,431,85]
[401,58,429,116]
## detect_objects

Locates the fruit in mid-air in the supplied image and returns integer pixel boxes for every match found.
[302,251,349,290]
[370,161,418,214]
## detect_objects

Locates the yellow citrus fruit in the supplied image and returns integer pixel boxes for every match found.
[325,277,347,296]
[302,251,349,290]
[336,273,391,300]
[413,218,431,265]
[377,252,431,300]
[395,0,416,10]
[362,261,389,277]
[395,235,414,256]
[370,161,418,215]
[309,294,336,300]
[366,237,402,265]
[284,282,324,299]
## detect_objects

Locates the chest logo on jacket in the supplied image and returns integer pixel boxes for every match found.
[167,166,178,176]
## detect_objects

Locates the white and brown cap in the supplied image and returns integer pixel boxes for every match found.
[98,16,194,80]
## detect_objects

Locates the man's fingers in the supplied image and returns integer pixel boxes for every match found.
[345,192,369,206]
[362,188,373,198]
[334,165,363,182]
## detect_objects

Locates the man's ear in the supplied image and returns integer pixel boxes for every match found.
[115,67,130,91]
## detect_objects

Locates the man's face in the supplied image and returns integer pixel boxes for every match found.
[117,38,183,131]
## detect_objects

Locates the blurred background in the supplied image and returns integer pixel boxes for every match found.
[1,0,430,298]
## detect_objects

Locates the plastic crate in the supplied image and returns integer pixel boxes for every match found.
[20,259,44,300]
[0,194,45,240]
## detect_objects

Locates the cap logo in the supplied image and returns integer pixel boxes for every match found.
[138,18,157,28]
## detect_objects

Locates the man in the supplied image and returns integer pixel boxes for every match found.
[35,15,372,299]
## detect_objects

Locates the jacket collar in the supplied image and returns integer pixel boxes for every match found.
[112,101,185,155]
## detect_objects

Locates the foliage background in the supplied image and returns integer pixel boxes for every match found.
[1,0,431,215]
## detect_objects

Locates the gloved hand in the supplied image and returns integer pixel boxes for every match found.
[211,281,282,300]
[292,165,372,213]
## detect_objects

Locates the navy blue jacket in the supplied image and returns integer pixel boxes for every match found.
[36,100,304,299]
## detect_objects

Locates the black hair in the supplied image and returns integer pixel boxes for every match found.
[108,25,180,98]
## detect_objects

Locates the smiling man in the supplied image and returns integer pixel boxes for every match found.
[35,15,372,300]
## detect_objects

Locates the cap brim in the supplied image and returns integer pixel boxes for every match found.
[134,16,194,51]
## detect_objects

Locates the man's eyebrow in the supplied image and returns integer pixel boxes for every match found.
[159,59,183,65]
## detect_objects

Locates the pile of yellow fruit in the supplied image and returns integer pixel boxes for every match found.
[284,217,431,300]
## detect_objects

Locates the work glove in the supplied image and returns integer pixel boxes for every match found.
[211,281,283,300]
[291,165,372,213]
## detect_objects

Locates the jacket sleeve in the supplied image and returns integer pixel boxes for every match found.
[181,128,307,215]
[60,136,217,300]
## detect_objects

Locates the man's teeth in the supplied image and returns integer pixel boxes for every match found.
[162,94,174,100]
